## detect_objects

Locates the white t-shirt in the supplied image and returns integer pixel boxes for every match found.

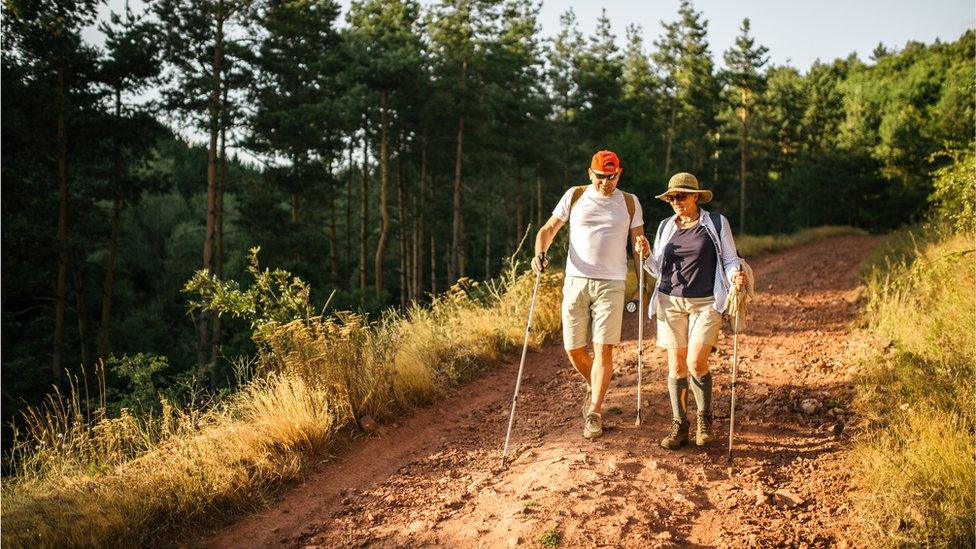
[552,185,644,281]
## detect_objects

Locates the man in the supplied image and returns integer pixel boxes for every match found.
[532,150,650,440]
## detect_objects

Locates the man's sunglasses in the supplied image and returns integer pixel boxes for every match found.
[591,170,618,181]
[665,192,691,202]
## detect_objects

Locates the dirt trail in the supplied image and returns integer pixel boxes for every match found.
[207,235,879,548]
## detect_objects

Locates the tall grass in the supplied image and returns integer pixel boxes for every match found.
[851,148,975,546]
[735,225,868,258]
[2,263,563,547]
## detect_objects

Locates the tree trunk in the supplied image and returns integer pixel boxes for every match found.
[329,197,339,285]
[374,90,390,296]
[72,269,91,369]
[212,107,227,370]
[515,161,524,245]
[449,59,467,283]
[417,130,428,298]
[197,1,224,373]
[664,101,676,175]
[397,141,407,308]
[345,140,353,283]
[359,127,369,294]
[484,192,491,278]
[411,215,419,301]
[502,191,512,253]
[739,90,748,235]
[98,88,124,360]
[430,233,436,295]
[98,194,122,359]
[53,55,69,384]
[536,176,543,228]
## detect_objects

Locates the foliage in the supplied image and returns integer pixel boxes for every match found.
[928,147,976,233]
[1,1,974,541]
[2,255,563,547]
[538,526,562,548]
[851,148,976,546]
[183,247,314,340]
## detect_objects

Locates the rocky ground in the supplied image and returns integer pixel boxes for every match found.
[206,234,879,548]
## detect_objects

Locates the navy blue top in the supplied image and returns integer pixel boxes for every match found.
[659,223,717,298]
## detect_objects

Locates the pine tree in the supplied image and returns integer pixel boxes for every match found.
[96,4,162,359]
[548,9,583,188]
[428,0,477,283]
[723,18,769,233]
[674,0,719,174]
[652,19,681,175]
[154,0,253,374]
[347,0,423,297]
[575,9,625,148]
[5,0,101,382]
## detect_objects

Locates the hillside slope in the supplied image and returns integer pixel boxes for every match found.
[207,234,879,548]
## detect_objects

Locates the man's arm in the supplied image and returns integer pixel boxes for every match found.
[532,215,566,273]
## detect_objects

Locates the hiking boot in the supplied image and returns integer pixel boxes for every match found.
[660,419,689,450]
[696,411,714,446]
[583,412,603,440]
[583,387,592,420]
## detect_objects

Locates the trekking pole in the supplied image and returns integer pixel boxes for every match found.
[501,270,543,469]
[727,310,740,463]
[635,253,645,427]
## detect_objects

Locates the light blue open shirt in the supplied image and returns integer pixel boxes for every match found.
[641,208,742,319]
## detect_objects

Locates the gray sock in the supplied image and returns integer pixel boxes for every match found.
[690,372,713,414]
[668,376,689,421]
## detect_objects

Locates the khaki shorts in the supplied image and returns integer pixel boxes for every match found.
[655,293,722,349]
[562,276,626,350]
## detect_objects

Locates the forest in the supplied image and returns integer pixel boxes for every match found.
[2,0,974,443]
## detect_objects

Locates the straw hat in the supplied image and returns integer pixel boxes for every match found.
[655,172,713,204]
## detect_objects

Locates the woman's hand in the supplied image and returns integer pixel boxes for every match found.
[732,270,747,291]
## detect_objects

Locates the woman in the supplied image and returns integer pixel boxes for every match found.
[643,172,745,450]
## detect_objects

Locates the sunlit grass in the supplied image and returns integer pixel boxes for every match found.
[735,225,868,258]
[2,267,563,548]
[851,226,975,546]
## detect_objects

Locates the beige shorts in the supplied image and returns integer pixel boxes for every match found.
[562,276,626,350]
[655,293,722,349]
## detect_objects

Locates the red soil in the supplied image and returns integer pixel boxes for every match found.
[206,234,879,548]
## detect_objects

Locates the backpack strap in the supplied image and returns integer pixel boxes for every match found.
[567,185,587,219]
[568,186,636,230]
[709,212,723,238]
[623,192,636,228]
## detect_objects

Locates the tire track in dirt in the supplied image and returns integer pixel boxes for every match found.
[206,234,878,548]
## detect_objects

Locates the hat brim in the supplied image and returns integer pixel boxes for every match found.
[655,189,713,204]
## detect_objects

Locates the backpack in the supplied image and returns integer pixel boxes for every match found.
[567,185,636,226]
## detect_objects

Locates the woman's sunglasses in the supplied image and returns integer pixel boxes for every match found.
[665,192,691,202]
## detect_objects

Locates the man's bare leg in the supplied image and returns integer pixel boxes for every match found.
[566,347,593,387]
[590,343,614,413]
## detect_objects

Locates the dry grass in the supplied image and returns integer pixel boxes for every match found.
[735,225,868,258]
[851,227,975,546]
[2,267,563,548]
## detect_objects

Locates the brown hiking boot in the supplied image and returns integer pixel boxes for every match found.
[660,418,689,450]
[696,411,714,446]
[583,412,603,440]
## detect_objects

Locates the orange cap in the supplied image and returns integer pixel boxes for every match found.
[590,150,621,174]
